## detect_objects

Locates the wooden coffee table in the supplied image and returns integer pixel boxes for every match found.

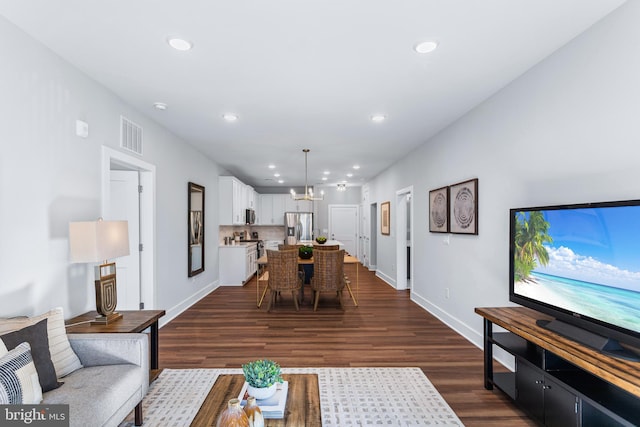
[190,374,320,427]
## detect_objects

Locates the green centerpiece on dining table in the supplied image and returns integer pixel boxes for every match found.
[298,245,313,259]
[315,236,327,244]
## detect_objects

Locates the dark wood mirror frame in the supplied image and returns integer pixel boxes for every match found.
[188,182,205,277]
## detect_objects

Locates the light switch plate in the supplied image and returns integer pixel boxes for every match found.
[76,120,89,138]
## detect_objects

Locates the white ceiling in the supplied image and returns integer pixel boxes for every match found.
[0,0,626,189]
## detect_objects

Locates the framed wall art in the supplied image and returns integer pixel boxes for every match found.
[429,186,449,233]
[449,178,478,235]
[381,201,390,235]
[188,182,205,277]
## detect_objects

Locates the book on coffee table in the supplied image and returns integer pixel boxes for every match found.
[238,381,288,419]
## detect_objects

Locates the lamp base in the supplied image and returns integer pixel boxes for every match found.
[92,312,123,325]
[93,262,123,325]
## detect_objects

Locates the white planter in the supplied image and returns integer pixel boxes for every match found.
[246,383,277,400]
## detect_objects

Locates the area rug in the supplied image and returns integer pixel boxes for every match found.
[120,367,464,426]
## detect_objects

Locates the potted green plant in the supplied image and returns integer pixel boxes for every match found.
[298,245,313,259]
[315,236,327,244]
[242,359,283,400]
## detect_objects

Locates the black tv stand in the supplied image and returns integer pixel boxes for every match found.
[536,319,640,362]
[476,307,640,427]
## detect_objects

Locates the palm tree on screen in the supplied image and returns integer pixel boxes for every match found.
[514,211,552,282]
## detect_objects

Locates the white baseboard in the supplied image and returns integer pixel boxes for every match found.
[159,280,219,328]
[410,291,515,371]
[375,270,396,288]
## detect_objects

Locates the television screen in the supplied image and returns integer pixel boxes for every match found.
[510,200,640,354]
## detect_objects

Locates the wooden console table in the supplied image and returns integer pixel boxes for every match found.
[191,374,320,427]
[476,306,640,426]
[65,309,165,382]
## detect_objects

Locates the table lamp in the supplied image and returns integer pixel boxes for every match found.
[69,218,130,324]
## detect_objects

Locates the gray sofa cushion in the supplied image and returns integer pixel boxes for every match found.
[42,364,145,427]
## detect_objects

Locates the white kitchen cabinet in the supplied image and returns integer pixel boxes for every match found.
[246,186,256,210]
[219,243,257,285]
[272,194,286,224]
[285,197,313,213]
[258,194,272,224]
[258,194,287,225]
[219,176,247,225]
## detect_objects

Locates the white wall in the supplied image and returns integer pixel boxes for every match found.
[366,1,640,353]
[0,16,221,321]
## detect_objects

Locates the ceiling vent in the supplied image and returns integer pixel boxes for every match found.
[120,116,143,155]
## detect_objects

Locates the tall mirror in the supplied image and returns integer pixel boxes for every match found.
[188,182,205,277]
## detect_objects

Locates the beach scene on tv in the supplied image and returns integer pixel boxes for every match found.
[513,205,640,334]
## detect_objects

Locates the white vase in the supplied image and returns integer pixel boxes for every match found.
[246,383,277,400]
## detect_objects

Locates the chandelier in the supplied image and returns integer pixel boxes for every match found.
[290,149,324,201]
[336,183,346,192]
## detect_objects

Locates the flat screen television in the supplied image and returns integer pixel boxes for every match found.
[509,199,640,361]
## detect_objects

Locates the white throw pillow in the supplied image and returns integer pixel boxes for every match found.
[0,342,43,404]
[0,307,82,378]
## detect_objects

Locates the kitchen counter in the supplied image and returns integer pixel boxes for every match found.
[219,242,257,248]
[299,240,343,247]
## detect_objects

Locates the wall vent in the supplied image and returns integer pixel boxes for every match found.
[120,116,143,155]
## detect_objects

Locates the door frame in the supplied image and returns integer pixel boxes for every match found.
[101,146,156,309]
[395,186,413,291]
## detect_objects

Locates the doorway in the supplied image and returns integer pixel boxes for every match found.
[328,204,359,256]
[395,186,413,291]
[101,147,156,310]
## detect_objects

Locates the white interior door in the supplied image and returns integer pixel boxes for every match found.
[328,205,358,256]
[108,170,141,310]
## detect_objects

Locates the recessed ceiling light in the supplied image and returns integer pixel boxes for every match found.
[347,173,353,178]
[323,171,330,175]
[167,37,193,51]
[268,164,276,169]
[274,173,280,177]
[322,177,328,181]
[223,113,238,122]
[371,114,386,123]
[153,102,168,110]
[278,180,284,184]
[414,40,438,54]
[353,165,360,170]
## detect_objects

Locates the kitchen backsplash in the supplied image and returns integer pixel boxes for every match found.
[219,225,285,244]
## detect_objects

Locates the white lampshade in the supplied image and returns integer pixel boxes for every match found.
[69,220,130,263]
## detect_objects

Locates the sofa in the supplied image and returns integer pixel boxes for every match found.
[0,307,149,427]
[43,333,149,427]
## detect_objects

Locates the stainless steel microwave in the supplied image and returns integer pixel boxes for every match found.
[245,209,256,224]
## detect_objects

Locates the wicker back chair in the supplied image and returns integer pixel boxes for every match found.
[313,244,339,251]
[310,249,347,311]
[278,244,299,250]
[265,249,302,312]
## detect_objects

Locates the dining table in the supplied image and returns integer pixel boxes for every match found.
[256,253,359,308]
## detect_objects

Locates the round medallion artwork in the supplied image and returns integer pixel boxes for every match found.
[453,187,475,229]
[430,193,447,228]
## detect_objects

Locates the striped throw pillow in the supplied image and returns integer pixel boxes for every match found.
[0,307,82,378]
[0,342,43,404]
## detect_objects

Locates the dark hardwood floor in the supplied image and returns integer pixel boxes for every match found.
[159,262,535,426]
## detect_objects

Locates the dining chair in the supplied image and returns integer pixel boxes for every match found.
[310,249,348,311]
[265,249,302,312]
[313,244,339,251]
[278,244,299,250]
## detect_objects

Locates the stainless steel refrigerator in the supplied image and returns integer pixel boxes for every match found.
[285,212,313,245]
